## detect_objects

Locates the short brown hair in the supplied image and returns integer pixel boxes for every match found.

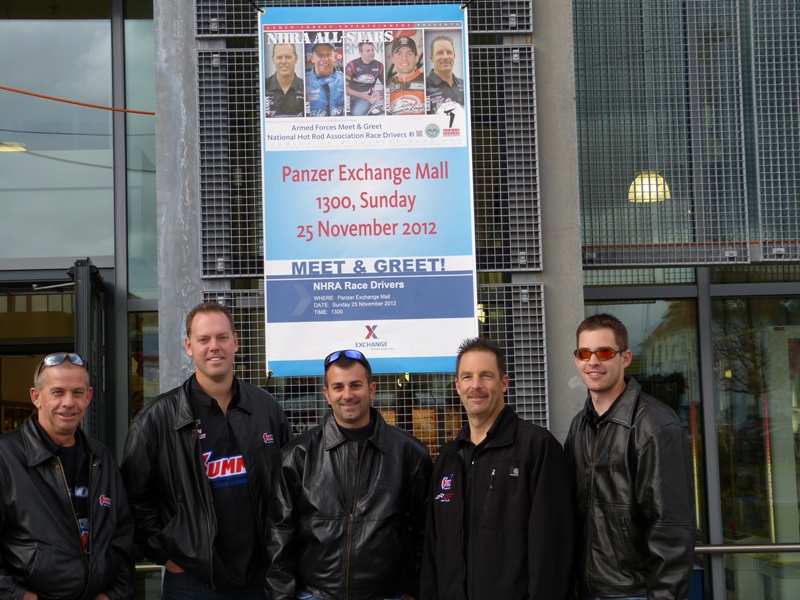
[455,337,507,376]
[576,313,628,350]
[186,301,236,338]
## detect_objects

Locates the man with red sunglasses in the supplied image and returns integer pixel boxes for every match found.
[266,349,432,600]
[565,313,695,600]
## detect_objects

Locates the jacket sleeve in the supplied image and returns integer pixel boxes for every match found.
[277,405,293,447]
[265,449,301,600]
[102,462,136,600]
[120,417,169,565]
[405,446,433,599]
[0,573,26,600]
[527,433,575,600]
[638,422,696,600]
[0,467,27,600]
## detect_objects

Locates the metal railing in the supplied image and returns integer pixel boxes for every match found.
[135,543,800,573]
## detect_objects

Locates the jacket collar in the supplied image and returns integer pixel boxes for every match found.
[175,374,247,429]
[322,407,388,453]
[580,375,641,430]
[21,416,92,467]
[457,405,517,449]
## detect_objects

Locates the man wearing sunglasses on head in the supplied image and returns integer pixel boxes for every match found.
[564,313,695,600]
[0,353,135,600]
[266,349,432,600]
[121,301,292,599]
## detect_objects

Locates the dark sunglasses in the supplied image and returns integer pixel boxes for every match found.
[573,347,624,361]
[324,349,371,370]
[36,352,88,378]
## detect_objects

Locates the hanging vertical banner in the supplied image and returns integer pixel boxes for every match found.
[260,4,476,376]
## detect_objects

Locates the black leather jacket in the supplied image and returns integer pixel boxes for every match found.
[121,376,291,588]
[564,377,695,599]
[266,409,432,599]
[0,417,135,600]
[420,406,575,600]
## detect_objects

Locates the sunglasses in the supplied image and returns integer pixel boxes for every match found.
[324,349,371,370]
[573,347,624,361]
[36,352,88,378]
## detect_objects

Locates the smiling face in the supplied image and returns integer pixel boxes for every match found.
[312,45,336,76]
[359,42,375,63]
[431,38,455,78]
[574,327,632,409]
[455,349,508,424]
[185,311,239,387]
[30,362,92,445]
[272,44,298,78]
[324,362,375,429]
[392,46,418,77]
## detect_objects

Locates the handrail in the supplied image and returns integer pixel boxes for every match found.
[695,544,800,554]
[134,543,800,573]
[135,564,162,573]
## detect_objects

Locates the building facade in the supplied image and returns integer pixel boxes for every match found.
[1,0,799,598]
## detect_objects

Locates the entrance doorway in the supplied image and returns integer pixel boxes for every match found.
[0,260,106,438]
[0,286,76,433]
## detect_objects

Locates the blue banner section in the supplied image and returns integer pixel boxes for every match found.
[271,356,457,377]
[266,273,474,322]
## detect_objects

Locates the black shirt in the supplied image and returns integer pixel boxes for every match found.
[265,73,304,118]
[34,417,91,551]
[189,376,262,590]
[426,70,465,114]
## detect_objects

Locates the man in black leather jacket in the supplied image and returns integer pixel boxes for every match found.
[121,302,291,599]
[266,349,432,600]
[420,337,574,600]
[0,352,134,600]
[564,313,695,600]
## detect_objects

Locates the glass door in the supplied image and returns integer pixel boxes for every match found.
[71,258,106,442]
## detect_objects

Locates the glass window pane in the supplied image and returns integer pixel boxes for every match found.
[712,297,800,547]
[585,301,706,544]
[0,18,113,259]
[724,552,800,599]
[125,15,157,299]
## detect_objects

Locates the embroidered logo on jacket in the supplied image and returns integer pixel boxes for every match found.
[434,474,455,502]
[263,433,274,443]
[98,494,112,507]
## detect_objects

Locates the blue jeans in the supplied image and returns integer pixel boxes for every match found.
[162,570,266,600]
[297,592,402,600]
[348,96,371,116]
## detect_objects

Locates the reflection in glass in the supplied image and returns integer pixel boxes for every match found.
[125,18,157,299]
[723,552,800,600]
[129,312,159,422]
[712,297,800,598]
[0,20,113,259]
[585,301,706,542]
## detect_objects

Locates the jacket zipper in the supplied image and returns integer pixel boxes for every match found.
[56,456,91,566]
[482,468,496,513]
[467,440,512,597]
[344,441,368,599]
[584,421,605,590]
[192,424,215,591]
